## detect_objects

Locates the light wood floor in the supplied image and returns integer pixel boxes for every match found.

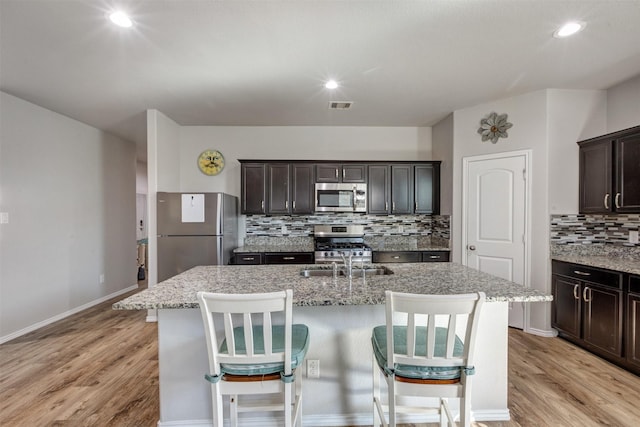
[2,287,640,426]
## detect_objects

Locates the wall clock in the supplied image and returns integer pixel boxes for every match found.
[197,149,225,176]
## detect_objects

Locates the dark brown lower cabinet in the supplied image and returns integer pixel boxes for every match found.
[233,253,262,265]
[263,252,314,264]
[551,260,638,375]
[628,275,640,370]
[373,251,450,263]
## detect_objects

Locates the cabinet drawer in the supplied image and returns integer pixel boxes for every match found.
[234,253,262,265]
[264,252,314,264]
[551,261,623,289]
[629,275,640,294]
[373,251,421,263]
[422,251,450,262]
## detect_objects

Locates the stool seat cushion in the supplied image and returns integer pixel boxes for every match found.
[219,324,310,376]
[372,325,465,380]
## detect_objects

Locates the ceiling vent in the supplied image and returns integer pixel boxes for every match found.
[329,101,353,110]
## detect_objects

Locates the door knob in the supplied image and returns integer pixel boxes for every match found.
[468,245,476,251]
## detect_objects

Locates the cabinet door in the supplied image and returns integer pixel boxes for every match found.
[373,251,421,263]
[264,252,314,264]
[628,275,640,369]
[241,163,266,214]
[422,251,450,262]
[291,164,314,214]
[316,164,341,182]
[415,164,440,214]
[615,132,640,213]
[551,275,581,340]
[342,164,367,183]
[234,253,262,265]
[391,165,413,214]
[267,164,290,214]
[368,165,390,214]
[579,139,612,213]
[583,283,623,357]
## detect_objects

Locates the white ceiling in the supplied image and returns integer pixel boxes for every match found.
[2,0,640,161]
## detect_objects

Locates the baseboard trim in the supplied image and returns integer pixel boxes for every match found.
[156,409,511,426]
[525,327,558,338]
[0,284,139,344]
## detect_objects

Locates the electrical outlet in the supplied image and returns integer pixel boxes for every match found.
[630,230,639,244]
[99,274,105,284]
[307,359,320,378]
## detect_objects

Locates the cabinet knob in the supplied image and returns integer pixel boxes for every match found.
[582,286,592,303]
[615,192,621,209]
[573,284,580,300]
[283,256,295,260]
[604,193,610,209]
[468,245,476,251]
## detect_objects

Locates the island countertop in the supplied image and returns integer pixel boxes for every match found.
[113,262,552,310]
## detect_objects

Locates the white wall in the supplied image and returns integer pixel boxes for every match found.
[547,89,607,214]
[432,113,454,216]
[146,109,182,288]
[606,73,640,133]
[449,89,608,334]
[177,125,433,195]
[0,92,137,342]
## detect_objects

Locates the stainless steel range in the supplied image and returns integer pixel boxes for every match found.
[313,225,372,264]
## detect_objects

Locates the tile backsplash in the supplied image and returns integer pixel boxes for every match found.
[245,213,450,240]
[550,214,640,247]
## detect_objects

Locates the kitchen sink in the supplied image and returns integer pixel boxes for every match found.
[300,266,394,278]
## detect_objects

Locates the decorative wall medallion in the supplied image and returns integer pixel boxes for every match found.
[477,112,513,143]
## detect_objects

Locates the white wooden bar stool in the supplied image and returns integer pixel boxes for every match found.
[372,290,485,427]
[197,289,309,427]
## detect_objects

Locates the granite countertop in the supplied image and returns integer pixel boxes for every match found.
[234,244,314,253]
[113,262,551,310]
[366,243,451,252]
[551,254,640,275]
[234,242,451,253]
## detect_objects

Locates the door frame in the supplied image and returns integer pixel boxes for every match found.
[462,149,533,331]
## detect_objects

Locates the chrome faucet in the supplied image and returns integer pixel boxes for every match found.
[340,251,353,279]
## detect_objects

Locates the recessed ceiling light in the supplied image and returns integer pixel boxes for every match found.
[325,80,338,89]
[553,21,585,38]
[109,11,133,28]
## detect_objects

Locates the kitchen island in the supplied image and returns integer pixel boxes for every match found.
[114,262,551,427]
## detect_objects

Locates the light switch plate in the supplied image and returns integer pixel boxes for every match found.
[0,212,8,224]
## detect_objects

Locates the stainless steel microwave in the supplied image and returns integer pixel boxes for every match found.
[315,183,367,213]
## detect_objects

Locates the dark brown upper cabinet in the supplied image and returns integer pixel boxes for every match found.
[240,160,440,216]
[415,163,440,214]
[267,164,290,215]
[241,163,266,214]
[290,164,315,214]
[367,165,391,214]
[578,125,640,214]
[241,161,315,215]
[391,165,413,214]
[367,163,440,215]
[316,164,367,183]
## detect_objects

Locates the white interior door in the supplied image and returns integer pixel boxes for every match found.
[464,152,529,329]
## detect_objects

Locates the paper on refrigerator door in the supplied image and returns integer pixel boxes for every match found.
[181,194,205,222]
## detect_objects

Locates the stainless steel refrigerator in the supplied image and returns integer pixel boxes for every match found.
[157,192,238,282]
